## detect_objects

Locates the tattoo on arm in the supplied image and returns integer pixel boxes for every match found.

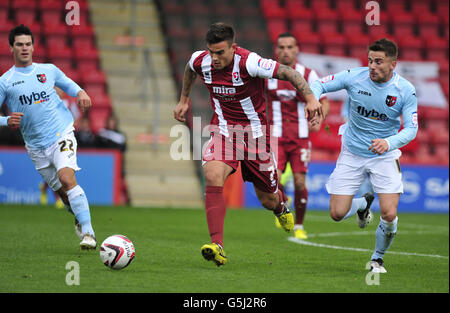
[181,63,198,98]
[275,64,313,97]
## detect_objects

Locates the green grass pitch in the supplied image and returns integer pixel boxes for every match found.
[0,204,448,293]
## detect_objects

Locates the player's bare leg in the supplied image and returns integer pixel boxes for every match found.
[369,193,399,273]
[58,167,96,250]
[329,194,354,221]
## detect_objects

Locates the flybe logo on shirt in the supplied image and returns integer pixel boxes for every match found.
[357,106,389,121]
[19,91,50,105]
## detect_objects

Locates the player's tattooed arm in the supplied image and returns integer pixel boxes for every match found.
[180,63,198,98]
[275,64,322,118]
[275,64,313,97]
[174,63,198,122]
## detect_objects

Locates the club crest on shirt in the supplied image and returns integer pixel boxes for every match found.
[385,95,397,107]
[232,71,240,82]
[36,74,46,83]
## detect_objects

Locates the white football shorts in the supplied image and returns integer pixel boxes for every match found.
[27,130,81,191]
[325,143,403,195]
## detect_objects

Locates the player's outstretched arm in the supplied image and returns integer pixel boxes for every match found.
[275,64,322,119]
[174,63,197,122]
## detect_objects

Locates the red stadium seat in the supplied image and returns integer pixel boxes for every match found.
[384,0,406,14]
[285,0,311,20]
[80,69,106,85]
[0,20,14,35]
[434,144,450,165]
[38,0,64,11]
[46,41,73,61]
[32,42,47,63]
[295,31,321,54]
[73,40,99,62]
[260,0,287,19]
[335,0,356,11]
[322,33,347,57]
[266,18,288,43]
[315,9,339,35]
[410,0,432,15]
[347,33,371,62]
[14,9,38,24]
[429,129,450,145]
[61,68,80,82]
[397,35,424,61]
[367,23,390,40]
[290,20,313,36]
[11,0,37,10]
[0,8,8,21]
[70,24,95,39]
[425,36,449,61]
[310,0,331,11]
[89,108,110,134]
[91,92,111,110]
[77,60,99,72]
[391,12,416,38]
[0,41,11,57]
[340,10,365,35]
[421,107,450,121]
[417,13,441,38]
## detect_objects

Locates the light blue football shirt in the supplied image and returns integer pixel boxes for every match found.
[0,63,82,149]
[310,67,418,158]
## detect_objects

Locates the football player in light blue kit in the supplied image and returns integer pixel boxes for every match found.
[310,38,418,273]
[0,25,97,250]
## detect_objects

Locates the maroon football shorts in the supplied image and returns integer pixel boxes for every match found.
[202,130,278,193]
[275,137,311,174]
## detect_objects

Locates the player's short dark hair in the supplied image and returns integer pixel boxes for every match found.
[277,32,297,42]
[368,38,398,60]
[206,22,235,45]
[9,24,34,46]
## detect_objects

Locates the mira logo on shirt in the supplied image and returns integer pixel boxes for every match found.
[19,91,50,105]
[357,106,389,121]
[212,86,236,95]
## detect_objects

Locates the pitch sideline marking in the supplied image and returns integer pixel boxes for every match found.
[288,236,449,259]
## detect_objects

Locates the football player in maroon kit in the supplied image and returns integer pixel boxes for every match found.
[173,23,322,266]
[267,32,330,239]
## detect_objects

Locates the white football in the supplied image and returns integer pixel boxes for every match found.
[100,235,135,270]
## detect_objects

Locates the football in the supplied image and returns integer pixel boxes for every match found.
[100,235,135,270]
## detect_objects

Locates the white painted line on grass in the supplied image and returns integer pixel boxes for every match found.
[288,237,449,259]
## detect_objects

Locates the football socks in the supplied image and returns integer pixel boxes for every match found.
[371,216,398,260]
[204,186,227,247]
[67,185,95,236]
[343,197,367,220]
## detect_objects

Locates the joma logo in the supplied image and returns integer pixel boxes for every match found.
[212,86,236,95]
